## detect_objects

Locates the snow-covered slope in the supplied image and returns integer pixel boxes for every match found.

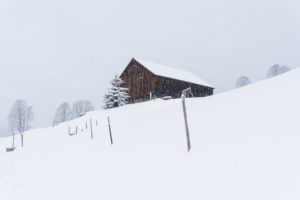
[0,69,299,200]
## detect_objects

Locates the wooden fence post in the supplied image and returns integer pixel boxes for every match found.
[108,117,113,145]
[182,94,191,152]
[90,119,94,139]
[21,133,24,147]
[12,133,15,148]
[68,126,78,136]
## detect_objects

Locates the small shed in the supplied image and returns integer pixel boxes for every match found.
[120,58,214,103]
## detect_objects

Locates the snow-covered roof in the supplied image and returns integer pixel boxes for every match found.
[133,58,213,88]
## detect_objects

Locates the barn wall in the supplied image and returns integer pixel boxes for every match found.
[153,76,213,98]
[120,60,157,102]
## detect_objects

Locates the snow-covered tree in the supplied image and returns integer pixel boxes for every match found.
[71,100,95,118]
[8,99,34,147]
[53,102,72,126]
[104,75,130,109]
[267,64,290,78]
[236,76,252,88]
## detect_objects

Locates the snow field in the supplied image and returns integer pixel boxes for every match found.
[0,68,299,200]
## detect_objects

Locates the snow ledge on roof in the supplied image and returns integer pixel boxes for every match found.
[134,58,214,88]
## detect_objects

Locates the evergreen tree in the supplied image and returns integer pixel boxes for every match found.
[104,75,129,109]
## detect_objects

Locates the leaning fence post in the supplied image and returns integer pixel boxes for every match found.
[107,116,113,145]
[182,93,191,152]
[90,119,94,139]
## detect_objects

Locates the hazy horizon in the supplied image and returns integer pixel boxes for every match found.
[1,0,300,134]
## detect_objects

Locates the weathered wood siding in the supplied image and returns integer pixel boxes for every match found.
[120,59,157,102]
[120,58,214,103]
[154,76,213,98]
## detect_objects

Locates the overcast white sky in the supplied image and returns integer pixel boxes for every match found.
[1,0,300,132]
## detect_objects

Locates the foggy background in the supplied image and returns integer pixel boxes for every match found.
[1,0,300,135]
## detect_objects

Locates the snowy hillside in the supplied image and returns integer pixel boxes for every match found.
[0,68,299,200]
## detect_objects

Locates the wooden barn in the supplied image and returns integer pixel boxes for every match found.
[120,58,214,103]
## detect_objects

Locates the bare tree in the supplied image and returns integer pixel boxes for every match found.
[236,76,252,88]
[267,64,290,78]
[84,100,94,113]
[71,100,95,118]
[53,102,71,126]
[8,99,34,147]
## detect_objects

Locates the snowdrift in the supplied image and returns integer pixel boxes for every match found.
[0,69,299,200]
